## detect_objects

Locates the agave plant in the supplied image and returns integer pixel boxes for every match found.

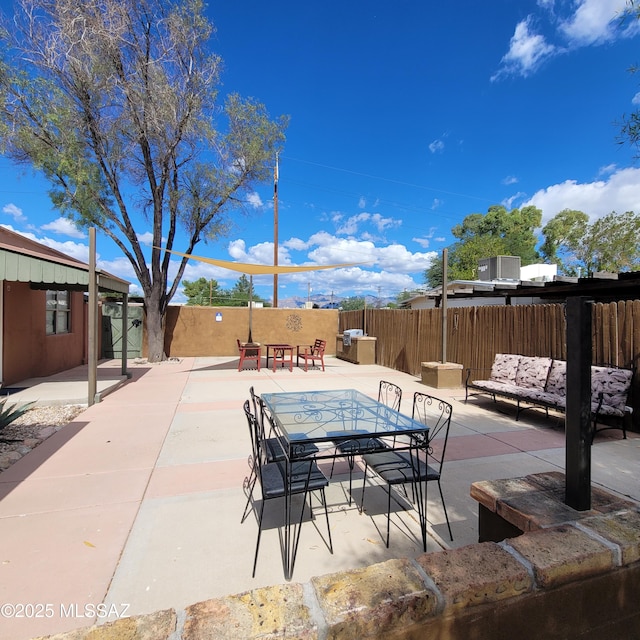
[0,397,36,433]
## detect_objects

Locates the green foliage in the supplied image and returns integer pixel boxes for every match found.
[340,296,366,311]
[424,205,541,286]
[182,275,270,306]
[395,290,420,305]
[540,209,589,274]
[542,210,640,276]
[0,399,35,432]
[182,277,227,306]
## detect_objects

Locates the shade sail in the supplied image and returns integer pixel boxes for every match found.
[158,248,365,274]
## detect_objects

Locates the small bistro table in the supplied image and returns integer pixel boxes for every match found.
[265,344,294,372]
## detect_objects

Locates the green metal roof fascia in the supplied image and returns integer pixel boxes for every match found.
[0,251,130,294]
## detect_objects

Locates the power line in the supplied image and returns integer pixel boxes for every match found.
[282,155,495,204]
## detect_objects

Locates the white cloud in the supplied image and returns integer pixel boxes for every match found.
[41,217,85,239]
[559,0,631,45]
[358,196,366,208]
[283,237,308,251]
[597,163,617,177]
[524,166,640,224]
[633,92,640,106]
[246,192,263,208]
[335,212,401,236]
[336,212,370,235]
[2,226,91,262]
[493,17,556,80]
[413,237,431,248]
[502,175,519,185]
[494,1,638,81]
[137,231,154,245]
[429,139,445,154]
[502,191,527,209]
[370,213,401,233]
[3,203,26,222]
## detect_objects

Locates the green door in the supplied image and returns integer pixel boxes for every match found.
[102,302,143,358]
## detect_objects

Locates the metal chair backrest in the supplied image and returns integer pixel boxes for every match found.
[378,380,402,412]
[243,399,259,461]
[249,386,265,438]
[243,398,274,485]
[412,391,453,468]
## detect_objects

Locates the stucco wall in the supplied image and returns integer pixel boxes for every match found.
[3,282,86,385]
[162,306,339,357]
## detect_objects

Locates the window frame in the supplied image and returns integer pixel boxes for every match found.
[46,290,71,335]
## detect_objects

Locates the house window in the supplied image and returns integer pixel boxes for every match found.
[46,290,70,335]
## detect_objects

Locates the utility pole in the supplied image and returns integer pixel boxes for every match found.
[273,153,279,308]
[441,248,448,364]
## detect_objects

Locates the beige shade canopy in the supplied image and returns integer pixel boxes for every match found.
[160,248,365,274]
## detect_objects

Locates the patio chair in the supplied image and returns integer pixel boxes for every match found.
[300,339,326,372]
[359,391,453,551]
[378,380,402,411]
[249,386,318,463]
[237,339,261,372]
[330,380,403,505]
[240,400,332,578]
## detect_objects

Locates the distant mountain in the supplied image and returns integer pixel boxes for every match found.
[276,293,394,309]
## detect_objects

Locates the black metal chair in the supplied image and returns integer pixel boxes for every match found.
[378,380,402,411]
[250,386,318,463]
[360,391,453,551]
[330,380,403,505]
[241,400,332,578]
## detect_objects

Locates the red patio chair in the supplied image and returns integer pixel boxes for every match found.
[237,339,261,371]
[301,339,326,372]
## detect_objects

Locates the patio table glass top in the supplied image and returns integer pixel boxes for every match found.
[261,388,429,448]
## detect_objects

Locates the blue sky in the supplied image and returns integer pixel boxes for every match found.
[2,0,640,304]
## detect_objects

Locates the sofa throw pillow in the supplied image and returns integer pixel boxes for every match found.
[515,356,552,390]
[591,366,633,413]
[490,354,521,383]
[545,360,567,396]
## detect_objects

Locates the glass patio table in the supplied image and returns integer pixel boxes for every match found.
[261,389,430,572]
[261,388,430,458]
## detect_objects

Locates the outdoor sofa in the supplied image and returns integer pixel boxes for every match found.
[465,353,634,441]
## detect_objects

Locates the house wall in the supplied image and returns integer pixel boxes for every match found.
[2,281,86,386]
[160,306,339,357]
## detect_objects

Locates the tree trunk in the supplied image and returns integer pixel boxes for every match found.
[145,304,166,363]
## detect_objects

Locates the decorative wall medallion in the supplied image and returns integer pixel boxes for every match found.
[286,314,303,332]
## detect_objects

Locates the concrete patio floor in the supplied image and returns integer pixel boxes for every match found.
[0,356,638,640]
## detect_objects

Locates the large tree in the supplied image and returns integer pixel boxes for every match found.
[542,209,640,276]
[0,0,287,361]
[425,204,541,286]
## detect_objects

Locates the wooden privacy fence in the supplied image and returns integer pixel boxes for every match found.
[339,301,640,426]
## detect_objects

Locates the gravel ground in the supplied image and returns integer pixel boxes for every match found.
[0,405,86,472]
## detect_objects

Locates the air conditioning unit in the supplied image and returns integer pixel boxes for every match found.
[477,256,521,281]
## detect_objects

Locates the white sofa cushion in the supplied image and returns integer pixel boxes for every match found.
[489,354,521,384]
[591,366,633,414]
[515,356,552,390]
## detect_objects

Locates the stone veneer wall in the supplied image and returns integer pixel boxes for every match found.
[35,503,640,640]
